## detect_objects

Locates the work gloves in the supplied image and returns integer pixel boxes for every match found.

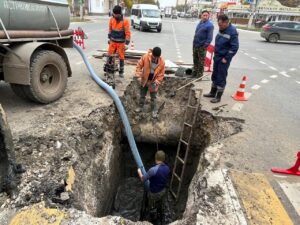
[125,40,130,45]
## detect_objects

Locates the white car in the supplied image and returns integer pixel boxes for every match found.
[131,4,162,32]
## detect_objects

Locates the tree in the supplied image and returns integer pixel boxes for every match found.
[124,0,133,8]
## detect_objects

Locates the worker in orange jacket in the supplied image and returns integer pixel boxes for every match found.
[135,47,165,119]
[108,5,131,78]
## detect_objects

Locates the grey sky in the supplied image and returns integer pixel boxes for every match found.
[159,0,177,7]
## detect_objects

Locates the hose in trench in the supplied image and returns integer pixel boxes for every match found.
[73,43,149,189]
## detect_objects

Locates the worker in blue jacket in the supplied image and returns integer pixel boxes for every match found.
[204,14,239,103]
[192,10,214,78]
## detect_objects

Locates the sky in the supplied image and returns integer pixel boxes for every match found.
[159,0,177,7]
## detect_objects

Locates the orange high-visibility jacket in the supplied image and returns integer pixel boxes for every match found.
[108,16,131,43]
[135,49,165,87]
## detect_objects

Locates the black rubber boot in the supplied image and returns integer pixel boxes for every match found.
[204,86,217,98]
[135,97,145,113]
[210,90,223,103]
[119,60,124,78]
[151,100,158,119]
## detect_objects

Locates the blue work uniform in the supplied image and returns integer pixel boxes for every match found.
[212,24,239,89]
[144,163,170,193]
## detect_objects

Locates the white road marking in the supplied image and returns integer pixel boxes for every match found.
[244,53,249,56]
[278,181,300,217]
[269,66,277,71]
[232,103,244,111]
[280,71,291,78]
[296,81,300,85]
[76,61,84,65]
[289,68,296,71]
[178,55,182,58]
[261,79,269,84]
[251,57,257,60]
[270,75,278,79]
[251,84,261,90]
[259,61,266,65]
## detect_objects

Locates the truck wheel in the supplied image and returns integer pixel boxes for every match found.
[140,24,144,32]
[24,50,68,104]
[10,84,28,99]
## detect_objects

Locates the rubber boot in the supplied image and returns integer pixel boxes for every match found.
[135,98,145,113]
[151,99,158,119]
[203,86,217,98]
[119,60,124,78]
[210,90,223,103]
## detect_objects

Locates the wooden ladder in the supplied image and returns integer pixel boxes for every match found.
[170,88,202,201]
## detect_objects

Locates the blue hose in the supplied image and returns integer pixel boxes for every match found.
[73,43,149,189]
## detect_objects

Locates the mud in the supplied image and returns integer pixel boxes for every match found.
[0,74,244,225]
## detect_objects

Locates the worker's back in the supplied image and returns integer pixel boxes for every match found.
[148,163,170,193]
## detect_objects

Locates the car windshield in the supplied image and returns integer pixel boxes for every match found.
[142,9,160,18]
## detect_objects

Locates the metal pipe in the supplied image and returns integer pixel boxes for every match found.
[73,43,150,190]
[0,29,73,39]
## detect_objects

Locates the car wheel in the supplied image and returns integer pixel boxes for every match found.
[157,27,161,33]
[133,23,136,29]
[268,34,279,43]
[139,24,144,32]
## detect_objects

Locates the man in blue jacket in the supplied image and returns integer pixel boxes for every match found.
[204,14,239,103]
[192,10,214,78]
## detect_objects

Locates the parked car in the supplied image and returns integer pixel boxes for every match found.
[179,12,185,18]
[261,21,300,43]
[172,14,177,19]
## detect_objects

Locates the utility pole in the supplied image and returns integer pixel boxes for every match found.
[247,0,260,28]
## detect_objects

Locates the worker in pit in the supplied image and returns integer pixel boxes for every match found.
[138,150,170,223]
[107,5,131,78]
[134,47,165,119]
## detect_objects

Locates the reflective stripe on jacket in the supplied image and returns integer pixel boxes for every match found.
[214,24,239,61]
[135,49,165,87]
[108,16,131,43]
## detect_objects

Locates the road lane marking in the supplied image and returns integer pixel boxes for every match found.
[251,56,257,60]
[280,71,291,78]
[244,53,249,56]
[251,84,261,90]
[289,68,296,71]
[232,103,244,111]
[270,75,278,79]
[230,170,293,225]
[296,81,300,85]
[245,92,252,99]
[259,61,266,65]
[278,181,300,217]
[261,79,269,84]
[269,66,277,71]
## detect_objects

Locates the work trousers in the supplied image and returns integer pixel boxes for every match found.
[193,47,207,77]
[108,41,125,73]
[211,56,232,89]
[139,84,157,111]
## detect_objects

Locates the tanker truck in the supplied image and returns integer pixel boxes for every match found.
[0,0,73,103]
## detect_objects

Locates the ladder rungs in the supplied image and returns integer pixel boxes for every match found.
[176,156,184,164]
[184,122,193,127]
[173,172,181,181]
[180,139,189,146]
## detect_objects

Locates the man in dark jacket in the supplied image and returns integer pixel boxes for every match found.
[192,10,214,78]
[138,150,170,223]
[204,14,239,103]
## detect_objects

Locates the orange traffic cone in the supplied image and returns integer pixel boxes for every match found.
[232,76,248,101]
[130,41,135,50]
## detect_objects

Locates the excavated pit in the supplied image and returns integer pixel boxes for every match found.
[0,76,244,224]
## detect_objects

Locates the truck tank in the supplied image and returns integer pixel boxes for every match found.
[0,0,70,31]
